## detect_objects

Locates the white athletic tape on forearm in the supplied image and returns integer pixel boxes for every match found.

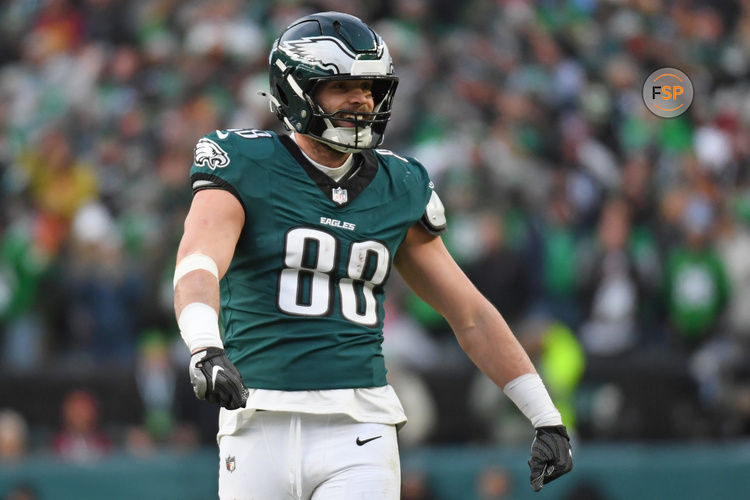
[503,373,563,428]
[173,253,219,289]
[177,302,223,352]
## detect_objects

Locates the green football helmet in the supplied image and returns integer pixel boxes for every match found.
[267,12,398,153]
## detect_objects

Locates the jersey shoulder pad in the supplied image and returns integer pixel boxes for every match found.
[220,128,276,160]
[375,147,419,169]
[374,148,430,182]
[190,129,270,200]
[375,147,411,164]
[374,149,446,234]
[193,128,275,169]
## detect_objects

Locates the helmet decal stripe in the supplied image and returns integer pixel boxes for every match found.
[286,73,305,98]
[280,36,388,75]
[350,59,390,76]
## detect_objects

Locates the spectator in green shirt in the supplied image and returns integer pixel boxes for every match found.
[663,195,729,347]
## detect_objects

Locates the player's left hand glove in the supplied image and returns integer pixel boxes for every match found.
[528,425,573,492]
[189,347,249,410]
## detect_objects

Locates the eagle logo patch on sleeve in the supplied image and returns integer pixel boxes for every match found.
[194,138,230,170]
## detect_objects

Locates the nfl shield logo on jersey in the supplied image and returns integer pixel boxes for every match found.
[225,455,236,472]
[332,187,348,205]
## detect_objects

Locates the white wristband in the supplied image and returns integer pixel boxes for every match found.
[177,302,223,352]
[503,373,563,428]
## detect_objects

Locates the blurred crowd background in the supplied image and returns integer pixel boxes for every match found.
[2,0,750,498]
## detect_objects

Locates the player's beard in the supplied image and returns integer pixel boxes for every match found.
[300,131,352,167]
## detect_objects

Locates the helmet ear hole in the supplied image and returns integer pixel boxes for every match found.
[276,85,289,106]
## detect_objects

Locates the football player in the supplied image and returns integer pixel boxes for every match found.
[173,11,572,499]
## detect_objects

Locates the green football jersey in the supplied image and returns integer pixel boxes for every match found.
[189,129,442,391]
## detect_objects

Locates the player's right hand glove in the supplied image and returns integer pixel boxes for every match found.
[189,347,249,410]
[529,425,573,492]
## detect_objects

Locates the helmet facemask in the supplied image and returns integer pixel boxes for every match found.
[306,77,398,153]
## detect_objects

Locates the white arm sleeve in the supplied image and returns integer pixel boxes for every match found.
[503,373,563,428]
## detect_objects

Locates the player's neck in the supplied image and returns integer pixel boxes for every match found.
[294,133,351,168]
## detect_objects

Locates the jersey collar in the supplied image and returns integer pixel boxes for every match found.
[291,133,355,182]
[279,134,379,208]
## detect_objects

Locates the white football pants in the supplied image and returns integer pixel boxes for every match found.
[218,411,400,500]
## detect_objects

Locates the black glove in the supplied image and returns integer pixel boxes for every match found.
[529,425,573,492]
[189,347,249,410]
